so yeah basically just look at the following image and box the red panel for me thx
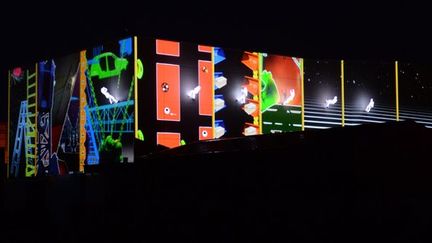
[198,45,212,53]
[156,63,180,121]
[198,60,213,116]
[199,126,213,140]
[157,132,181,148]
[156,39,180,57]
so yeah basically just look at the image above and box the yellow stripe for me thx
[258,53,263,134]
[395,61,399,121]
[301,58,305,131]
[211,47,216,138]
[341,60,345,127]
[134,36,139,138]
[35,63,38,175]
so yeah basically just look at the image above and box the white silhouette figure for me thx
[101,87,118,104]
[365,98,374,112]
[283,89,296,105]
[325,96,338,108]
[187,86,201,100]
[236,87,248,104]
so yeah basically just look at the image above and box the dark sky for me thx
[1,1,432,121]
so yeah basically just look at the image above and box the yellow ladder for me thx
[25,65,38,177]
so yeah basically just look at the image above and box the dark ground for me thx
[2,121,432,242]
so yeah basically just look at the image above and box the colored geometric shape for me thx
[198,45,212,53]
[156,39,180,57]
[244,76,259,96]
[119,38,133,57]
[244,123,259,136]
[198,60,213,116]
[213,47,226,64]
[156,63,180,121]
[214,95,226,113]
[243,99,259,117]
[241,52,259,71]
[157,132,181,148]
[215,76,227,89]
[199,126,213,140]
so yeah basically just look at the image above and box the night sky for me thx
[2,2,432,121]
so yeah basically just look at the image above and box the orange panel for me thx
[244,76,259,96]
[157,63,180,121]
[198,45,212,53]
[156,39,180,57]
[198,60,213,116]
[241,52,259,71]
[157,132,181,148]
[199,126,213,140]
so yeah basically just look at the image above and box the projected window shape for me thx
[198,60,213,116]
[156,63,180,121]
[344,60,396,126]
[398,61,432,128]
[303,59,342,129]
[156,39,180,57]
[199,126,213,140]
[157,132,181,148]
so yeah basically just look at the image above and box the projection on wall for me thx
[83,37,135,165]
[136,38,213,152]
[213,48,261,138]
[303,59,342,129]
[344,61,396,126]
[261,54,303,133]
[398,61,432,128]
[8,65,36,177]
[37,54,81,176]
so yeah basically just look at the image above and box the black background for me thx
[2,1,432,121]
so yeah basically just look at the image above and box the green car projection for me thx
[89,52,128,79]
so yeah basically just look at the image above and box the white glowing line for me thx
[101,87,118,104]
[283,89,295,105]
[304,125,331,129]
[344,119,385,123]
[187,85,201,100]
[413,120,432,126]
[304,120,343,125]
[325,96,337,108]
[304,115,342,121]
[399,115,432,122]
[365,98,374,112]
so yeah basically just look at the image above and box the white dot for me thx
[164,107,170,114]
[202,130,208,137]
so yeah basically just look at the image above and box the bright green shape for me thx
[99,135,123,163]
[90,52,128,79]
[180,139,186,146]
[136,59,144,79]
[261,70,280,112]
[137,129,144,141]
